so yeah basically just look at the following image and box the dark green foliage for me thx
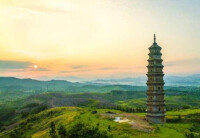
[49,122,58,138]
[185,132,196,138]
[58,125,67,138]
[30,104,48,114]
[99,105,145,113]
[170,113,200,137]
[108,125,111,131]
[0,108,16,122]
[0,122,4,132]
[23,103,40,108]
[66,121,111,138]
[186,113,200,136]
[178,115,182,120]
[21,112,29,118]
[167,117,182,123]
[9,128,25,138]
[0,107,16,132]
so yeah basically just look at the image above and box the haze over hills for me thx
[1,74,199,88]
[0,76,200,101]
[88,74,200,86]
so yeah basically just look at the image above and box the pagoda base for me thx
[146,115,165,124]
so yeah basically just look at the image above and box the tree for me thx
[58,125,67,138]
[49,122,58,138]
[67,121,110,138]
[108,125,111,132]
[178,115,182,120]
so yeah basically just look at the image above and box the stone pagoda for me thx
[146,34,165,124]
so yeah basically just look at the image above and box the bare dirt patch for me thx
[100,112,153,132]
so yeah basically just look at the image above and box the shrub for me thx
[49,122,58,138]
[66,120,111,138]
[58,125,67,138]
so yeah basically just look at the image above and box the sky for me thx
[0,0,200,80]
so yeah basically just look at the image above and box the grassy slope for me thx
[135,109,200,138]
[0,107,79,138]
[167,108,200,116]
[1,107,200,138]
[75,109,156,138]
[0,107,155,138]
[116,95,200,109]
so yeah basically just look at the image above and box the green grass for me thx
[166,108,200,116]
[116,98,146,108]
[133,108,200,118]
[1,107,200,138]
[0,107,155,138]
[156,125,185,138]
[116,95,200,110]
[131,109,200,138]
[76,108,157,138]
[0,107,80,138]
[133,112,145,117]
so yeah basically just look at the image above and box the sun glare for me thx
[33,65,38,69]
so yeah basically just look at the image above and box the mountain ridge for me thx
[1,74,200,86]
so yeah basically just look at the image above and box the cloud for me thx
[61,66,118,74]
[37,68,49,71]
[61,69,91,73]
[98,67,117,70]
[29,67,50,71]
[0,60,50,72]
[61,66,119,73]
[71,65,88,69]
[0,60,32,69]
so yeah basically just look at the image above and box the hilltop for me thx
[0,107,154,138]
[0,107,200,138]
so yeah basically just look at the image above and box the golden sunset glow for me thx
[33,65,38,69]
[0,0,200,80]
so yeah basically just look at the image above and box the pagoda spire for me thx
[154,34,156,44]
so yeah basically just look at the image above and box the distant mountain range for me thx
[0,74,199,93]
[0,77,140,93]
[89,74,200,86]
